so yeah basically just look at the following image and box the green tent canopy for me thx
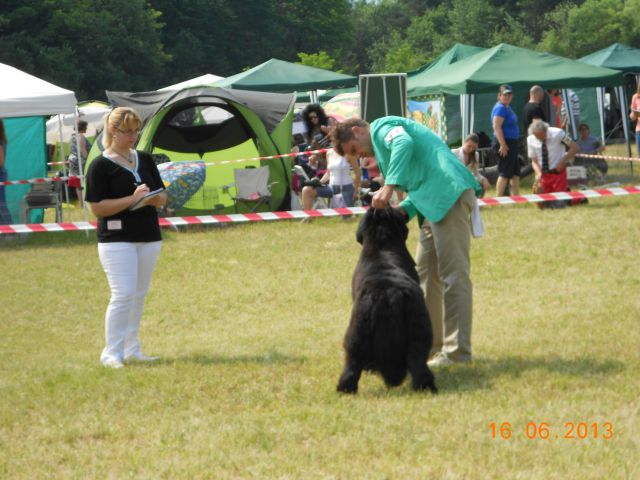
[577,43,640,154]
[87,87,295,214]
[579,43,640,74]
[408,43,624,98]
[214,58,357,93]
[408,44,489,144]
[408,43,486,77]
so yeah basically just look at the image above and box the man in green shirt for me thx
[332,116,481,367]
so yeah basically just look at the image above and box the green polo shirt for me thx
[370,116,481,223]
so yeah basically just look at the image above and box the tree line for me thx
[1,0,638,101]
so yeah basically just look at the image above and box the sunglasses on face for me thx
[117,128,140,137]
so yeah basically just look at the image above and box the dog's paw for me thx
[412,375,438,394]
[336,381,358,394]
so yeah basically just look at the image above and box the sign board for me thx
[359,74,407,123]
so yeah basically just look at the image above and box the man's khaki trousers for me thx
[415,189,475,362]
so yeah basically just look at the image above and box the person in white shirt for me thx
[301,148,361,209]
[451,133,490,195]
[527,120,578,207]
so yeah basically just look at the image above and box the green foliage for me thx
[297,51,338,71]
[0,0,639,100]
[540,0,640,58]
[0,0,168,99]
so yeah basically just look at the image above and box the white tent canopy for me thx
[46,104,111,143]
[158,73,224,91]
[0,63,77,117]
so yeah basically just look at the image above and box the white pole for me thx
[56,114,70,221]
[73,108,89,224]
[561,89,577,139]
[465,93,476,133]
[616,86,632,173]
[382,77,389,116]
[595,87,606,145]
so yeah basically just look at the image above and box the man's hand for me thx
[371,184,395,209]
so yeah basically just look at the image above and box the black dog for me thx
[337,207,437,394]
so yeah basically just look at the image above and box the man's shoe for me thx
[427,352,453,368]
[124,354,160,363]
[102,358,124,369]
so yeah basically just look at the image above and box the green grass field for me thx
[1,152,639,478]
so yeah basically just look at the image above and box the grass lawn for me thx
[1,150,639,478]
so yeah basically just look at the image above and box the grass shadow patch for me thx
[164,350,306,367]
[433,354,625,394]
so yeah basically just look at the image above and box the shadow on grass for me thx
[0,230,97,249]
[433,354,625,395]
[157,350,306,367]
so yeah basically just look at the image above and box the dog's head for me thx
[356,206,409,246]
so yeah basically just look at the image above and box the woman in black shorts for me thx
[491,84,520,196]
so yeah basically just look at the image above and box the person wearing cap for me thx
[491,84,520,197]
[330,116,483,367]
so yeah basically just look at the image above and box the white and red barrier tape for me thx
[2,185,640,235]
[1,176,71,186]
[575,153,639,162]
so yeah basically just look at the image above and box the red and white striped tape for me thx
[575,153,639,162]
[0,176,71,186]
[157,148,330,170]
[2,185,640,235]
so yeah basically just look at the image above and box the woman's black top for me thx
[85,150,164,243]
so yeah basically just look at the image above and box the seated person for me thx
[575,123,607,174]
[302,104,330,146]
[301,148,361,209]
[527,120,579,208]
[451,133,491,195]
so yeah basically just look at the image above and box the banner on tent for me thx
[408,96,447,142]
[2,185,640,235]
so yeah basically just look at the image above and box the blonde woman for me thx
[85,107,167,368]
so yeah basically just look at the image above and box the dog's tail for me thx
[371,294,408,387]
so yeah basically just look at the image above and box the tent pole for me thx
[616,86,632,174]
[561,89,577,139]
[56,114,71,221]
[596,87,606,146]
[460,94,469,140]
[382,77,389,116]
[73,109,90,228]
[469,94,475,135]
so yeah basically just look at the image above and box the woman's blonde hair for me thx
[102,107,143,148]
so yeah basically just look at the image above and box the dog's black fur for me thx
[337,207,437,394]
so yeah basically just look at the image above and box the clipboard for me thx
[129,188,164,211]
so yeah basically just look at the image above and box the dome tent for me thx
[87,87,295,214]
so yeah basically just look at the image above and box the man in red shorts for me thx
[527,119,578,208]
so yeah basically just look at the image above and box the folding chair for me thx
[19,181,63,223]
[292,164,330,209]
[223,166,276,213]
